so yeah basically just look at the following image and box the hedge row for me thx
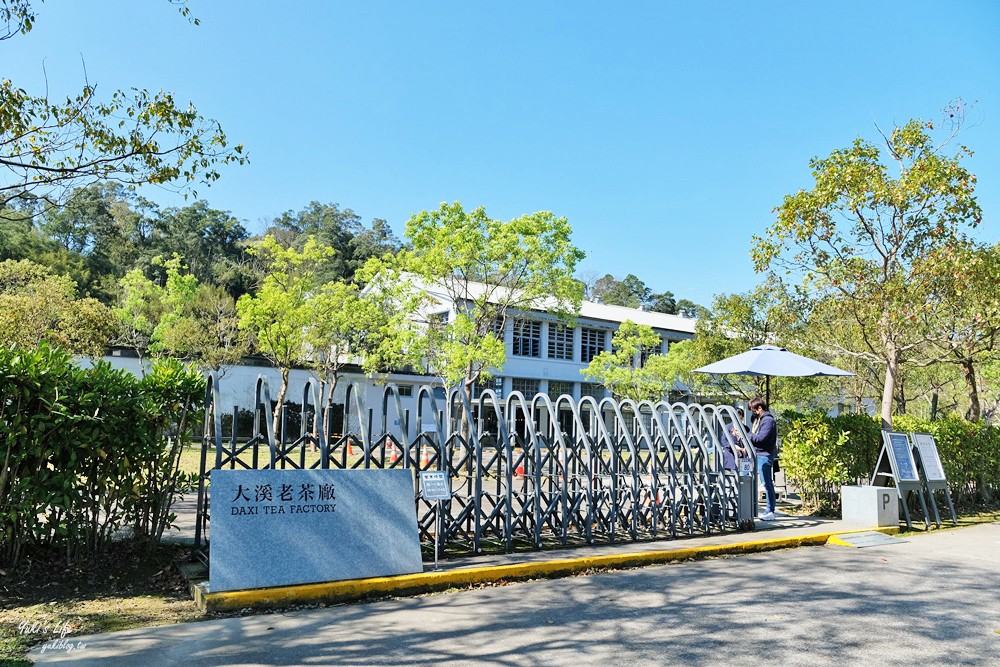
[779,411,1000,509]
[0,344,204,566]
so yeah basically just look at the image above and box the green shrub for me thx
[779,411,882,509]
[0,343,204,566]
[779,410,999,511]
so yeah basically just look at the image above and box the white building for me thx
[92,283,696,439]
[414,277,696,402]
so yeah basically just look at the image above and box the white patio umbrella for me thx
[693,345,853,405]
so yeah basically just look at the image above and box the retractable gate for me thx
[194,374,757,557]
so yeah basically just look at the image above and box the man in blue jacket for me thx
[748,396,778,521]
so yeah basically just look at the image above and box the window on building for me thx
[395,384,413,397]
[490,318,504,340]
[639,338,662,367]
[512,319,541,357]
[580,327,606,363]
[471,377,504,399]
[580,382,606,400]
[428,311,449,329]
[547,380,573,400]
[510,378,540,397]
[547,324,574,360]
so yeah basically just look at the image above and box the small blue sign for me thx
[887,433,917,481]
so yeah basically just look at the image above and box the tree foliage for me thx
[581,321,673,402]
[0,258,111,355]
[150,256,248,371]
[919,241,1000,420]
[265,201,403,283]
[587,271,685,314]
[306,260,423,401]
[753,106,982,427]
[0,1,245,215]
[399,202,585,389]
[237,236,331,432]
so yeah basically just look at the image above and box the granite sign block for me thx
[210,469,423,592]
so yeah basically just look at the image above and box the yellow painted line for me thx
[200,525,900,611]
[826,526,901,547]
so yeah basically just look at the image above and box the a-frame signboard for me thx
[872,431,930,530]
[909,432,958,527]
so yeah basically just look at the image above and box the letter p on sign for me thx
[882,492,891,510]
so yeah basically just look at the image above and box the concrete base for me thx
[841,485,899,527]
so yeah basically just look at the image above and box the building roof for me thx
[578,299,696,334]
[411,274,696,336]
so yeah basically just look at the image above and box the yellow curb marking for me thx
[201,526,899,611]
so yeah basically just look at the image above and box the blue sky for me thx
[6,1,1000,306]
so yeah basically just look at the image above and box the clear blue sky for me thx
[7,1,1000,306]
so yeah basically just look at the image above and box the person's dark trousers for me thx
[757,452,776,514]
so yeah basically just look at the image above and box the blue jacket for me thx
[750,411,778,456]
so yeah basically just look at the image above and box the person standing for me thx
[748,396,778,521]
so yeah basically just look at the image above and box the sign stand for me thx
[872,431,930,530]
[909,432,958,527]
[419,470,452,570]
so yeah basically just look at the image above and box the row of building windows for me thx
[435,314,668,364]
[511,320,614,363]
[464,379,607,400]
[388,380,608,402]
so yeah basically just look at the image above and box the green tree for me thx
[40,182,152,298]
[581,321,673,402]
[150,201,251,297]
[920,241,1000,420]
[398,202,585,393]
[0,206,51,261]
[589,273,650,308]
[647,291,677,314]
[265,201,403,283]
[111,268,164,371]
[1,1,245,216]
[237,236,333,434]
[307,262,422,410]
[150,256,249,371]
[753,107,982,428]
[0,258,111,355]
[675,299,699,318]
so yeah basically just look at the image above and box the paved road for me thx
[32,523,1000,666]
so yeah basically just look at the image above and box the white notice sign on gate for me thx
[420,471,451,500]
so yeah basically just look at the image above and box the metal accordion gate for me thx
[194,373,758,559]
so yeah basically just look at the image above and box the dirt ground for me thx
[0,544,212,666]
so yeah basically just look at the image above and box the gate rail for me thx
[195,373,757,558]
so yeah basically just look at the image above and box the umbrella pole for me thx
[765,375,771,406]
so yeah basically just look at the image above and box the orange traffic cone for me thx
[346,440,354,456]
[420,444,431,468]
[514,449,525,478]
[389,440,399,464]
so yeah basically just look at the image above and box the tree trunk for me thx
[930,391,939,422]
[960,358,981,422]
[880,349,899,430]
[272,367,289,438]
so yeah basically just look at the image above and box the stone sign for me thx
[209,469,423,593]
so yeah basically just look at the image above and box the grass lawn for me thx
[177,445,332,477]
